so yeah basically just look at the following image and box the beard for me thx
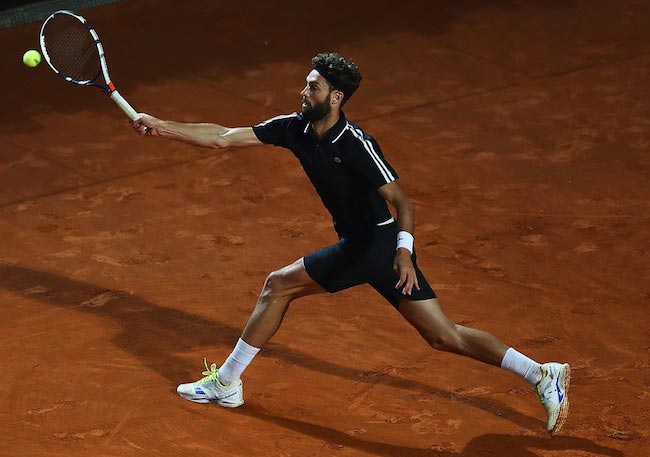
[301,92,332,122]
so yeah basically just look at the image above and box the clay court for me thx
[1,1,649,455]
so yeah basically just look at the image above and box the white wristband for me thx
[396,231,414,254]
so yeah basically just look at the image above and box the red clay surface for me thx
[1,1,649,456]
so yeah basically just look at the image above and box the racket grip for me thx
[110,90,139,120]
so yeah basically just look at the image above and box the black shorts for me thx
[303,222,436,308]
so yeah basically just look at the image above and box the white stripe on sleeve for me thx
[256,112,300,127]
[348,126,395,183]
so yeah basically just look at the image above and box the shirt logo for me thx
[333,156,342,163]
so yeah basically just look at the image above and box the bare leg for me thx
[399,298,508,366]
[241,258,325,347]
[177,259,322,404]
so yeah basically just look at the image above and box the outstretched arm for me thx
[131,113,261,149]
[378,180,420,296]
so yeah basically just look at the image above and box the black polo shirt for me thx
[252,112,398,237]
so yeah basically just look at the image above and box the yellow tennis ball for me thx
[23,49,41,68]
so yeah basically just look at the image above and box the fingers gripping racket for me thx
[39,10,139,120]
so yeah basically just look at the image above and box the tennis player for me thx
[132,52,570,434]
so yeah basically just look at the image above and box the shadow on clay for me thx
[235,404,623,457]
[2,262,547,433]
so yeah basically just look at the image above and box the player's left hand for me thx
[393,248,420,295]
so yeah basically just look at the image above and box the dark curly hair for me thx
[311,52,362,106]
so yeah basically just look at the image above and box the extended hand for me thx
[393,248,420,296]
[131,113,160,136]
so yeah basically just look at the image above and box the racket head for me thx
[39,10,110,91]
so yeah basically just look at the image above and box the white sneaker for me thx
[536,362,570,434]
[177,358,244,408]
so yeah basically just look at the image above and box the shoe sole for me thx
[550,363,570,435]
[177,392,244,408]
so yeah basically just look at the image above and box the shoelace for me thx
[197,357,219,385]
[533,366,549,403]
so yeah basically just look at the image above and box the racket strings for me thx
[42,15,101,82]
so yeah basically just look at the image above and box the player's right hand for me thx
[131,113,160,136]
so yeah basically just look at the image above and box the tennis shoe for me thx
[535,362,570,434]
[176,358,243,408]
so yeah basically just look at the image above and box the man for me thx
[132,52,570,434]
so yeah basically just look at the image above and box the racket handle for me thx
[110,90,139,120]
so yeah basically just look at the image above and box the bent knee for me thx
[261,270,282,297]
[261,268,296,302]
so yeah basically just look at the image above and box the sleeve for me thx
[345,128,399,189]
[252,113,300,148]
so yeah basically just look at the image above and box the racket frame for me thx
[39,10,139,120]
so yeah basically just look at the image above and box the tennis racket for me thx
[39,10,139,121]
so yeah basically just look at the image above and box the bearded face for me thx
[301,90,332,122]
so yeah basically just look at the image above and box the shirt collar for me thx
[303,111,348,144]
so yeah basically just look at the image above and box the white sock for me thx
[218,338,260,385]
[500,347,542,386]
